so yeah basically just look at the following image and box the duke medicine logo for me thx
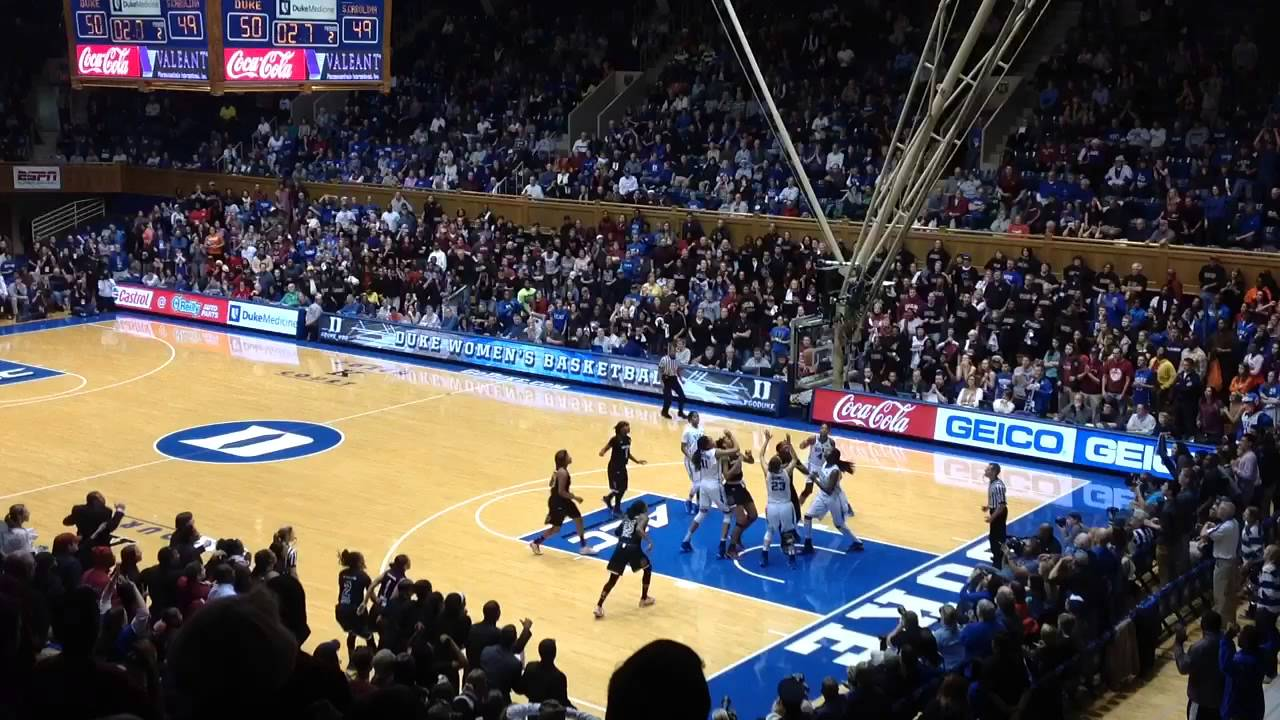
[155,420,343,464]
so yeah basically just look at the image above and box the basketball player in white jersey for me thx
[798,423,835,490]
[758,430,801,567]
[803,446,864,553]
[680,412,705,514]
[680,431,741,554]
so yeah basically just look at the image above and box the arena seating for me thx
[5,1,1280,717]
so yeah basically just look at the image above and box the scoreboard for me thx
[222,0,386,86]
[63,0,390,91]
[68,0,212,85]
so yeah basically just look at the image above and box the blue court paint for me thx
[154,420,344,464]
[0,359,64,386]
[705,478,1124,714]
[520,493,936,615]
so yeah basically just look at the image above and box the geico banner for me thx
[228,301,301,337]
[12,166,61,190]
[934,407,1076,464]
[1073,427,1212,478]
[318,314,787,416]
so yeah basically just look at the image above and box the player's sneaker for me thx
[579,544,598,556]
[726,545,741,560]
[848,541,865,553]
[802,538,815,554]
[639,596,655,608]
[593,605,604,619]
[680,540,693,553]
[529,541,542,555]
[760,550,769,567]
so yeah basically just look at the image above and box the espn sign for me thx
[810,388,936,441]
[12,166,61,190]
[223,49,308,82]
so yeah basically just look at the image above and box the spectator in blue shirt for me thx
[931,605,966,672]
[769,316,791,361]
[960,600,999,662]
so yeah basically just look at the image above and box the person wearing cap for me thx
[1238,394,1274,439]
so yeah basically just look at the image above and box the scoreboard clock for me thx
[63,0,390,92]
[67,0,212,87]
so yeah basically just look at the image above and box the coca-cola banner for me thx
[810,388,936,441]
[223,49,309,82]
[75,45,142,78]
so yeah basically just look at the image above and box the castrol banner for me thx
[810,388,936,441]
[223,49,308,82]
[75,45,142,78]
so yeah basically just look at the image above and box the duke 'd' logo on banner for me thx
[154,420,343,464]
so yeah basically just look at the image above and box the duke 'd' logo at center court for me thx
[154,420,343,464]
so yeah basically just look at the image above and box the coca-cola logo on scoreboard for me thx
[223,49,308,82]
[76,45,141,78]
[811,388,937,441]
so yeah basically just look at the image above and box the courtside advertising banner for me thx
[319,314,788,416]
[811,387,1211,477]
[113,284,301,337]
[227,301,302,337]
[12,166,61,190]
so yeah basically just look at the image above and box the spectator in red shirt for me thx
[944,192,969,227]
[1102,346,1135,414]
[1072,347,1104,411]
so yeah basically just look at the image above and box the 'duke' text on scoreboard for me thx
[69,0,212,82]
[222,0,385,84]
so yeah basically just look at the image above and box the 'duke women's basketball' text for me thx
[593,499,657,619]
[599,421,647,517]
[529,449,598,556]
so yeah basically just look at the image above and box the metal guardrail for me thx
[30,197,105,246]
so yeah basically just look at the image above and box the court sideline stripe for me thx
[702,481,1083,682]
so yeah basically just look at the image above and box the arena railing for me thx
[3,163,1278,291]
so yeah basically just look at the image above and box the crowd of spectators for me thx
[52,0,934,221]
[5,172,1279,446]
[0,491,720,720]
[930,0,1280,252]
[0,2,62,161]
[848,240,1280,443]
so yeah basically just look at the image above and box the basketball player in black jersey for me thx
[336,549,373,659]
[718,435,756,559]
[594,499,656,619]
[599,421,647,517]
[365,553,410,644]
[530,449,598,556]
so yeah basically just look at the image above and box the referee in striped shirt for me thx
[658,345,687,419]
[982,463,1008,569]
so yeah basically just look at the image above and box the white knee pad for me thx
[694,509,709,524]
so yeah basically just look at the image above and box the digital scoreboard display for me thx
[222,0,386,85]
[68,0,211,84]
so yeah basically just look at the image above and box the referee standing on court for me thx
[659,345,688,419]
[982,463,1008,569]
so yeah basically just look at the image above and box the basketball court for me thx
[0,314,1131,712]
